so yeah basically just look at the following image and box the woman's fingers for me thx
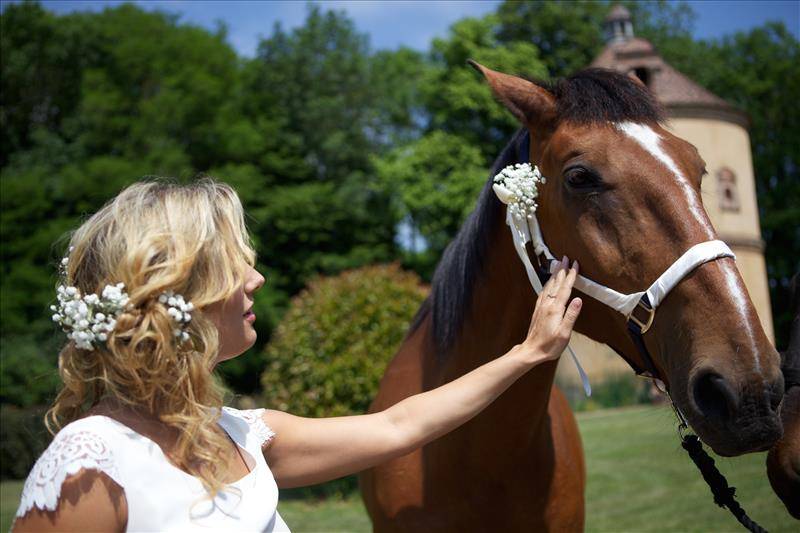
[561,297,583,333]
[539,268,559,302]
[555,260,579,309]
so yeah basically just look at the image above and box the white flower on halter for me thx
[492,163,546,221]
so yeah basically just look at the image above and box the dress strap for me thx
[16,421,123,518]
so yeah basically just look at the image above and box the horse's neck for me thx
[423,221,558,429]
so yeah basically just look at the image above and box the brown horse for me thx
[360,64,784,531]
[768,274,800,519]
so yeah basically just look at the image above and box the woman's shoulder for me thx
[15,416,125,519]
[220,406,276,449]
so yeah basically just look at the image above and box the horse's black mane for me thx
[411,68,664,357]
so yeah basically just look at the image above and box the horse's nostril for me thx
[692,372,738,424]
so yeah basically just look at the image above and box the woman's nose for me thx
[248,269,266,292]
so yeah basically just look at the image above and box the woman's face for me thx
[205,265,265,364]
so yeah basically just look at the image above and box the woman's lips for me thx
[244,311,256,323]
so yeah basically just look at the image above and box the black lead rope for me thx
[679,432,768,533]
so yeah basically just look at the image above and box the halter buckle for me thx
[627,298,656,334]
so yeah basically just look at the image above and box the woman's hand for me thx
[512,257,582,367]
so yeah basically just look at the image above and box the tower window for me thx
[717,167,740,212]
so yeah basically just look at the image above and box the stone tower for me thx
[558,5,774,392]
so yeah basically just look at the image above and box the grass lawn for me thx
[2,405,795,532]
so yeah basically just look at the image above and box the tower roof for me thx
[593,5,748,128]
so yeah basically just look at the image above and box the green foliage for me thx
[496,0,608,78]
[425,15,547,159]
[375,131,486,258]
[261,265,427,418]
[0,405,50,480]
[376,13,548,272]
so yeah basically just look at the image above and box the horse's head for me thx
[472,62,783,456]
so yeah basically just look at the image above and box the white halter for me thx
[494,175,735,395]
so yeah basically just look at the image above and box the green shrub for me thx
[260,264,427,418]
[0,405,50,480]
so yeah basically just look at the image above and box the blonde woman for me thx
[13,178,582,532]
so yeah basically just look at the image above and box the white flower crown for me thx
[52,248,193,350]
[491,163,546,221]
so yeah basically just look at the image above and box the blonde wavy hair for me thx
[47,177,256,497]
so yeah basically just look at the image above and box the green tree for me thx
[375,131,486,260]
[495,0,695,79]
[425,15,547,159]
[374,14,548,274]
[0,2,86,164]
[239,5,416,298]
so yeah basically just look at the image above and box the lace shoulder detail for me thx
[16,422,122,518]
[221,406,276,447]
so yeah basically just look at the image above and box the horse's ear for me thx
[467,60,556,131]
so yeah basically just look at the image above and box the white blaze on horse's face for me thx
[614,121,763,376]
[615,121,713,239]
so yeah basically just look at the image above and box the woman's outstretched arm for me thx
[263,260,582,488]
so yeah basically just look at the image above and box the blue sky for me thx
[25,0,800,57]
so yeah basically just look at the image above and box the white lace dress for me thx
[15,407,290,532]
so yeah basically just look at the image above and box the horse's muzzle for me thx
[684,367,784,456]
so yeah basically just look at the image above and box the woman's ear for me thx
[467,60,557,133]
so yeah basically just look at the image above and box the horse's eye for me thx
[564,166,602,191]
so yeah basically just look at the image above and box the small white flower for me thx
[159,290,192,339]
[492,163,546,221]
[51,281,130,350]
